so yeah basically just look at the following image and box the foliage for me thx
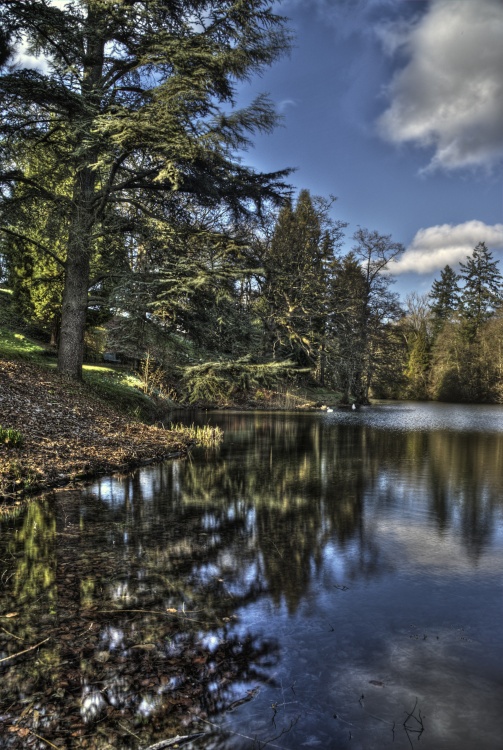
[326,253,367,400]
[0,0,293,379]
[331,228,404,403]
[399,293,432,399]
[259,190,345,373]
[458,242,503,339]
[390,242,503,403]
[2,143,69,345]
[107,205,263,370]
[428,317,471,401]
[182,358,298,404]
[429,265,460,333]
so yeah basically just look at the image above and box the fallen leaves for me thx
[0,359,189,501]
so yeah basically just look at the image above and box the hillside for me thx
[0,356,189,503]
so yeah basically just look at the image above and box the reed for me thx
[168,423,223,448]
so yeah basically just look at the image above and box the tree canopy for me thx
[0,0,293,378]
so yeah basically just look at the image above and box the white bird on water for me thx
[352,403,356,411]
[327,407,333,413]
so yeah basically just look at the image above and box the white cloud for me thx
[12,1,70,72]
[390,221,503,274]
[377,0,503,171]
[13,39,50,73]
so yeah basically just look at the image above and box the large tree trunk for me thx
[57,16,104,380]
[57,164,97,379]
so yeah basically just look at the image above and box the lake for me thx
[1,403,503,749]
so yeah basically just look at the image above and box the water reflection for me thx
[1,404,503,749]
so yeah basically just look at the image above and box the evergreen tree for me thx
[458,242,503,339]
[107,200,261,370]
[0,0,292,379]
[260,190,344,375]
[428,265,460,333]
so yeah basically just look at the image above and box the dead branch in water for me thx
[403,698,425,748]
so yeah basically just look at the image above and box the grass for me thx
[166,423,224,448]
[0,327,48,362]
[82,365,165,421]
[0,426,24,448]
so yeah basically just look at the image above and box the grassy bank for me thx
[0,305,204,502]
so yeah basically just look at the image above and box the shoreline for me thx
[0,356,337,507]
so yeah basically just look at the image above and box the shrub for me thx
[181,358,298,405]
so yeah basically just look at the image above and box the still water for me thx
[1,403,503,749]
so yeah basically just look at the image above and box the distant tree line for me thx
[398,242,503,403]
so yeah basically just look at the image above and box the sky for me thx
[235,0,503,300]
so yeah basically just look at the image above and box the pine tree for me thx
[0,0,292,379]
[458,242,502,339]
[260,190,344,374]
[428,265,460,333]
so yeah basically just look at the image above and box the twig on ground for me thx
[1,626,23,641]
[118,722,142,741]
[0,637,50,663]
[142,733,206,750]
[193,715,295,750]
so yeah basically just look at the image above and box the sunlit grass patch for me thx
[82,365,160,421]
[0,326,46,362]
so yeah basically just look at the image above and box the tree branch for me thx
[0,227,66,269]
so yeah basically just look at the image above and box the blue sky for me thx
[236,0,503,299]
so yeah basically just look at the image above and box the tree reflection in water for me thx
[1,407,503,749]
[0,488,279,749]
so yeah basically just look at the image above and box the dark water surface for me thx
[1,403,503,749]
